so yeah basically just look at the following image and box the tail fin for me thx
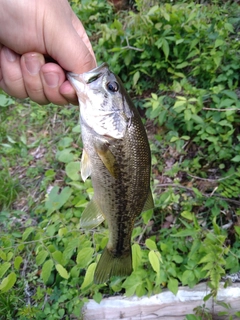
[94,248,132,284]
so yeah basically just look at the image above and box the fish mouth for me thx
[67,63,109,87]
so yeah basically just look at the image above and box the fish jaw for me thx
[67,63,109,105]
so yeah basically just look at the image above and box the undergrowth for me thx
[1,0,240,319]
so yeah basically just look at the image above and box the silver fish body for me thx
[67,64,153,283]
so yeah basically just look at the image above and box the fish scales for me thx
[67,64,153,283]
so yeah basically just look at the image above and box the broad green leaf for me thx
[0,272,16,292]
[0,251,7,261]
[145,239,157,251]
[56,264,69,279]
[231,155,240,162]
[41,259,54,284]
[6,252,13,262]
[52,251,63,264]
[76,247,94,268]
[181,269,195,285]
[22,227,35,241]
[81,263,97,290]
[167,277,178,295]
[56,148,75,163]
[14,256,23,271]
[171,229,197,237]
[45,186,72,216]
[0,94,14,107]
[148,250,160,273]
[93,292,102,304]
[132,243,142,271]
[0,262,11,278]
[198,253,215,264]
[176,61,189,69]
[172,255,183,264]
[58,137,73,148]
[162,38,169,60]
[181,211,193,221]
[66,161,81,181]
[133,71,140,87]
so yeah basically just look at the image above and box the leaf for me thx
[167,277,178,295]
[181,211,193,221]
[231,155,240,162]
[76,247,94,268]
[132,243,142,271]
[176,61,189,69]
[52,251,63,265]
[22,227,35,241]
[56,148,75,163]
[145,239,157,250]
[58,137,73,148]
[45,186,72,216]
[171,229,197,237]
[0,94,14,107]
[41,259,54,284]
[133,71,140,87]
[93,292,102,304]
[81,263,97,290]
[148,250,160,273]
[162,38,169,60]
[0,272,16,292]
[14,256,23,271]
[0,262,11,278]
[66,161,81,181]
[182,269,195,285]
[56,264,69,279]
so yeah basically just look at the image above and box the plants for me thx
[1,0,240,318]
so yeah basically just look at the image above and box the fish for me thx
[67,63,153,284]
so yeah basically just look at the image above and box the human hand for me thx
[0,0,96,105]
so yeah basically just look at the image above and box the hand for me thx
[0,0,96,105]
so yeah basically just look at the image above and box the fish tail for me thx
[94,248,132,284]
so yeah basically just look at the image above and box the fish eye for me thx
[107,81,119,92]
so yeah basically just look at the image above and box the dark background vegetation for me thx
[0,0,240,319]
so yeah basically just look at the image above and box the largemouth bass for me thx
[67,64,153,284]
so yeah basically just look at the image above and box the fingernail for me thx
[43,72,60,88]
[24,54,42,75]
[4,47,17,62]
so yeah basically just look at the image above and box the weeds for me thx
[1,0,240,319]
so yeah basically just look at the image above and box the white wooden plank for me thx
[83,282,240,320]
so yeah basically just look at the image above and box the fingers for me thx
[0,47,79,105]
[20,53,48,104]
[0,46,28,99]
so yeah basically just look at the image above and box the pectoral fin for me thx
[142,190,154,212]
[80,198,105,229]
[94,141,119,178]
[81,149,91,182]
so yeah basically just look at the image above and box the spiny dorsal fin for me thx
[80,198,105,229]
[81,149,91,182]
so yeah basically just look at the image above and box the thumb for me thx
[44,2,96,74]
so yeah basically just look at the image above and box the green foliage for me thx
[1,0,240,318]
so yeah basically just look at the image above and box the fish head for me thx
[67,63,133,139]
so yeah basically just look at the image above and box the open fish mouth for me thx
[67,63,109,86]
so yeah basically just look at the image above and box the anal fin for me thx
[142,189,154,212]
[80,198,105,229]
